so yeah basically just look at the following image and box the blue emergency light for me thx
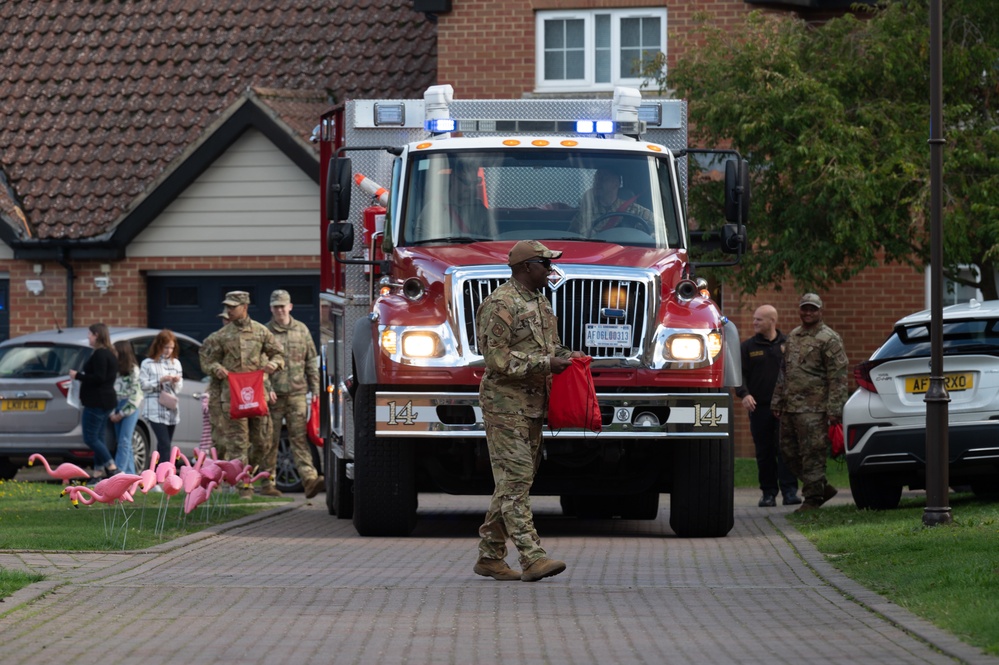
[425,118,457,133]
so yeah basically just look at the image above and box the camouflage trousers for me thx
[216,404,273,475]
[267,393,319,484]
[779,411,830,504]
[207,392,226,460]
[477,412,547,568]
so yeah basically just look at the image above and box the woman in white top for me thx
[139,329,183,463]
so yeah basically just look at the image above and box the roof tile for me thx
[0,0,437,240]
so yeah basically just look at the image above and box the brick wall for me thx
[436,0,765,98]
[7,255,320,337]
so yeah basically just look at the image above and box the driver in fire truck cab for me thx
[569,167,653,237]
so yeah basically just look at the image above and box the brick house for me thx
[0,2,436,342]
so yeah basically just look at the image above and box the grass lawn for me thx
[0,478,288,552]
[790,494,999,657]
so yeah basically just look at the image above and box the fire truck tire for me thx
[331,450,354,519]
[668,438,734,538]
[351,384,417,536]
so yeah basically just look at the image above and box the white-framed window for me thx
[925,264,983,308]
[535,8,667,93]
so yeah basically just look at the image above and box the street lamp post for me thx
[923,0,952,527]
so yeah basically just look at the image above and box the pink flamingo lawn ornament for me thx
[27,453,90,483]
[64,473,143,550]
[64,474,143,507]
[184,480,218,515]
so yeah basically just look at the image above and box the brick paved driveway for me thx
[0,490,995,665]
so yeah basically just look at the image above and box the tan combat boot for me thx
[521,557,567,582]
[473,558,522,581]
[303,475,324,499]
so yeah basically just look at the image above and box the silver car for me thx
[0,327,207,478]
[843,300,999,509]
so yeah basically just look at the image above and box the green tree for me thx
[652,2,999,298]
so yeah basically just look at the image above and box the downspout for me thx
[57,247,74,328]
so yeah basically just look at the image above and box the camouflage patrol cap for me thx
[508,240,562,266]
[799,293,823,309]
[222,291,250,306]
[269,289,292,306]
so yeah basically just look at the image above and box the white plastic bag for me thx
[66,379,82,410]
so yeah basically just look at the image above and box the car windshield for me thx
[871,319,999,360]
[0,344,91,378]
[399,149,682,249]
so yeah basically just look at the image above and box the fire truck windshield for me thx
[400,150,682,249]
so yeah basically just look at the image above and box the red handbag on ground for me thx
[548,356,601,432]
[228,370,269,419]
[307,395,323,447]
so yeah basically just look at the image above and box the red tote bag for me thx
[307,394,324,447]
[548,356,601,432]
[228,370,269,419]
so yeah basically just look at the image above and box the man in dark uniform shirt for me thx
[736,305,800,507]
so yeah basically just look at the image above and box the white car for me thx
[843,300,999,509]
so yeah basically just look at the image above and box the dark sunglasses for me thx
[524,258,553,270]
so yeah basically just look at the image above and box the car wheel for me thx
[275,427,304,493]
[849,472,903,510]
[0,457,18,480]
[970,478,999,499]
[132,425,151,473]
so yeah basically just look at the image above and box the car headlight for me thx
[666,335,704,361]
[401,331,443,358]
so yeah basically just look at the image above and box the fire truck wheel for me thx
[331,448,353,519]
[668,438,735,538]
[351,384,417,536]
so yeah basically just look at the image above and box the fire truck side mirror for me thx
[326,157,353,222]
[723,159,750,225]
[720,223,747,255]
[327,222,355,254]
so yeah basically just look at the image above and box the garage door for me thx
[147,273,320,345]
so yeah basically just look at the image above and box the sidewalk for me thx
[0,488,995,665]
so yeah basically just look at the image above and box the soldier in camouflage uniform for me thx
[199,291,284,500]
[473,240,584,583]
[772,293,849,512]
[264,290,323,499]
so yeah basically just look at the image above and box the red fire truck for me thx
[317,85,749,537]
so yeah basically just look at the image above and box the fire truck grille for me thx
[461,277,650,359]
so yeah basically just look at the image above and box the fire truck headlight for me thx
[401,332,443,358]
[665,335,703,361]
[707,332,723,359]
